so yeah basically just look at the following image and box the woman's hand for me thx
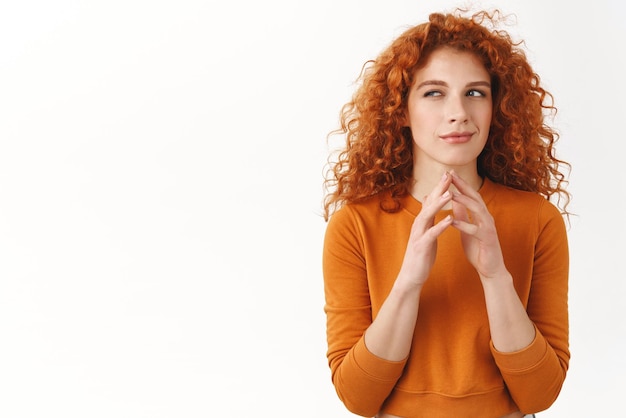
[397,172,454,288]
[449,171,536,354]
[449,171,508,280]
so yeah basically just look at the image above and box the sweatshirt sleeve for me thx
[322,207,407,417]
[491,200,570,413]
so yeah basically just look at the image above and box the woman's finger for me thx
[449,170,481,199]
[451,218,479,235]
[451,191,482,218]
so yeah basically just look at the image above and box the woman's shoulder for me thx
[329,193,385,222]
[328,190,409,225]
[485,179,564,222]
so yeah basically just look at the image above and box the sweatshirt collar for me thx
[400,177,497,217]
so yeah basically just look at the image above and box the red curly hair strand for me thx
[323,9,571,221]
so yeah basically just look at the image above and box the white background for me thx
[0,0,624,416]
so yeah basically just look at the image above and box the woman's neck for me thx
[409,166,483,204]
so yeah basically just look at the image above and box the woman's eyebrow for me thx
[416,80,491,89]
[467,81,491,88]
[416,80,447,89]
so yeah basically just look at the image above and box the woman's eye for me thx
[424,90,442,97]
[467,89,485,97]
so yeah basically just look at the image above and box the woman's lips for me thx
[440,133,473,143]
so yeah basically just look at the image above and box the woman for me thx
[322,8,571,418]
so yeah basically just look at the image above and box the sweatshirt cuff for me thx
[352,337,407,381]
[490,326,549,373]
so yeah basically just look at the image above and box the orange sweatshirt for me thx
[322,178,569,418]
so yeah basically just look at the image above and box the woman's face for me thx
[405,47,492,170]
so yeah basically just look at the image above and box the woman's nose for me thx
[446,96,469,124]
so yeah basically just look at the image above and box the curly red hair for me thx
[323,9,571,221]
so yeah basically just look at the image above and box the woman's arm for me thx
[450,171,569,412]
[450,172,536,351]
[323,172,455,416]
[365,173,454,360]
